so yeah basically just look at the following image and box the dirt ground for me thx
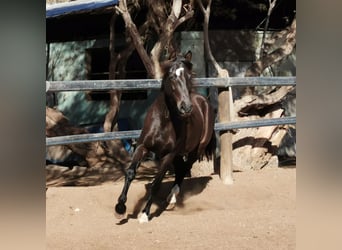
[46,162,296,250]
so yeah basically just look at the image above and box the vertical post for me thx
[46,43,50,80]
[218,87,234,185]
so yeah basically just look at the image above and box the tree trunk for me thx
[102,13,133,166]
[230,87,295,170]
[228,17,297,170]
[103,14,121,133]
[195,0,234,184]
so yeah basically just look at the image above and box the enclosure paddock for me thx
[46,76,296,184]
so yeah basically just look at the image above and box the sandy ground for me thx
[46,162,296,250]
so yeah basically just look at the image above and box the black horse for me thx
[114,51,216,223]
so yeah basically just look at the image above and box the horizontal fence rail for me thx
[46,76,296,147]
[46,130,142,146]
[46,76,296,92]
[46,117,296,146]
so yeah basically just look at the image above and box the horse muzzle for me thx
[179,101,193,116]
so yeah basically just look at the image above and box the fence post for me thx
[218,86,234,185]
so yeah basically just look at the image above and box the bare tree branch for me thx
[116,0,155,78]
[172,0,182,18]
[246,17,296,77]
[149,0,194,78]
[117,0,194,79]
[174,9,195,29]
[260,0,277,58]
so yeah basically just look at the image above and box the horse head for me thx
[162,51,194,117]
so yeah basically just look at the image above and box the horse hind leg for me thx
[114,144,148,219]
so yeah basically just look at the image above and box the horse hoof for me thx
[138,212,149,223]
[167,193,177,204]
[114,211,126,220]
[114,203,126,219]
[166,202,176,210]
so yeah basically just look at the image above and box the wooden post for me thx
[218,87,234,185]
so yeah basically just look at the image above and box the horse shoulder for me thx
[190,93,209,107]
[139,95,176,153]
[189,93,215,144]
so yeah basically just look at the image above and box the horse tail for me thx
[204,130,216,161]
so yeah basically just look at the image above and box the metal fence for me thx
[46,76,296,147]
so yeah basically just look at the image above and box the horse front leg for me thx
[138,153,175,223]
[167,154,194,209]
[114,144,148,219]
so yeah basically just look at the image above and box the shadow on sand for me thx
[117,175,213,224]
[46,160,165,187]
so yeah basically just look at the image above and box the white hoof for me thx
[166,185,180,209]
[166,202,176,210]
[138,212,149,223]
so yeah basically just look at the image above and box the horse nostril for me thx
[187,104,193,113]
[180,101,192,114]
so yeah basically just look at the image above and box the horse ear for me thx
[184,51,192,62]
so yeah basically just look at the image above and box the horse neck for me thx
[162,91,192,140]
[162,91,179,119]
